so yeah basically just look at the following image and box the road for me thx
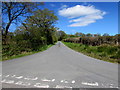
[1,42,119,88]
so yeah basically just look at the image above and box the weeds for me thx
[2,44,53,61]
[63,42,119,64]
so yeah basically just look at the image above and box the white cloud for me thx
[59,4,68,10]
[61,5,68,8]
[58,5,106,27]
[69,19,96,27]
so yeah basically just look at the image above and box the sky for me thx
[9,2,118,35]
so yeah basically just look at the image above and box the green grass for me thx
[1,44,53,61]
[63,42,120,64]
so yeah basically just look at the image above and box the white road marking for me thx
[60,80,68,83]
[15,76,23,79]
[1,79,6,83]
[5,80,14,84]
[55,85,72,88]
[24,77,38,80]
[41,78,55,82]
[64,81,68,83]
[15,81,22,85]
[1,79,14,84]
[52,79,55,82]
[109,84,114,88]
[60,80,64,83]
[41,79,51,82]
[55,85,65,88]
[24,77,30,80]
[0,74,2,77]
[82,82,99,86]
[72,80,75,83]
[11,75,16,77]
[15,81,31,86]
[5,75,10,77]
[34,83,49,88]
[64,86,72,88]
[31,77,38,80]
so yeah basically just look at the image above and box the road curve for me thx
[1,41,118,88]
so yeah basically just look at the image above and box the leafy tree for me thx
[57,30,67,41]
[2,2,43,41]
[75,32,79,36]
[86,33,93,37]
[94,33,101,37]
[75,32,85,37]
[103,33,110,36]
[2,7,59,59]
[23,9,58,45]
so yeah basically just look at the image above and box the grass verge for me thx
[63,42,120,64]
[1,44,53,61]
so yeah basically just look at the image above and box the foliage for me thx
[63,42,120,64]
[2,8,59,60]
[2,2,43,38]
[63,33,120,63]
[2,44,52,61]
[57,30,67,41]
[64,34,119,46]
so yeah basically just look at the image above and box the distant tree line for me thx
[64,32,120,46]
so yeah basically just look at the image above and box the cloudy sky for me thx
[9,2,118,35]
[43,2,118,35]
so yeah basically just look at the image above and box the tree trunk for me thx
[4,21,12,44]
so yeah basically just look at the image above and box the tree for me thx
[86,33,93,37]
[75,32,79,36]
[2,2,43,39]
[75,32,85,37]
[79,33,85,37]
[94,33,101,37]
[103,33,110,36]
[57,31,67,40]
[23,9,58,44]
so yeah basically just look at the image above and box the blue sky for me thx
[9,2,118,35]
[43,2,118,35]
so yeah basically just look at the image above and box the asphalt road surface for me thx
[1,42,119,88]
